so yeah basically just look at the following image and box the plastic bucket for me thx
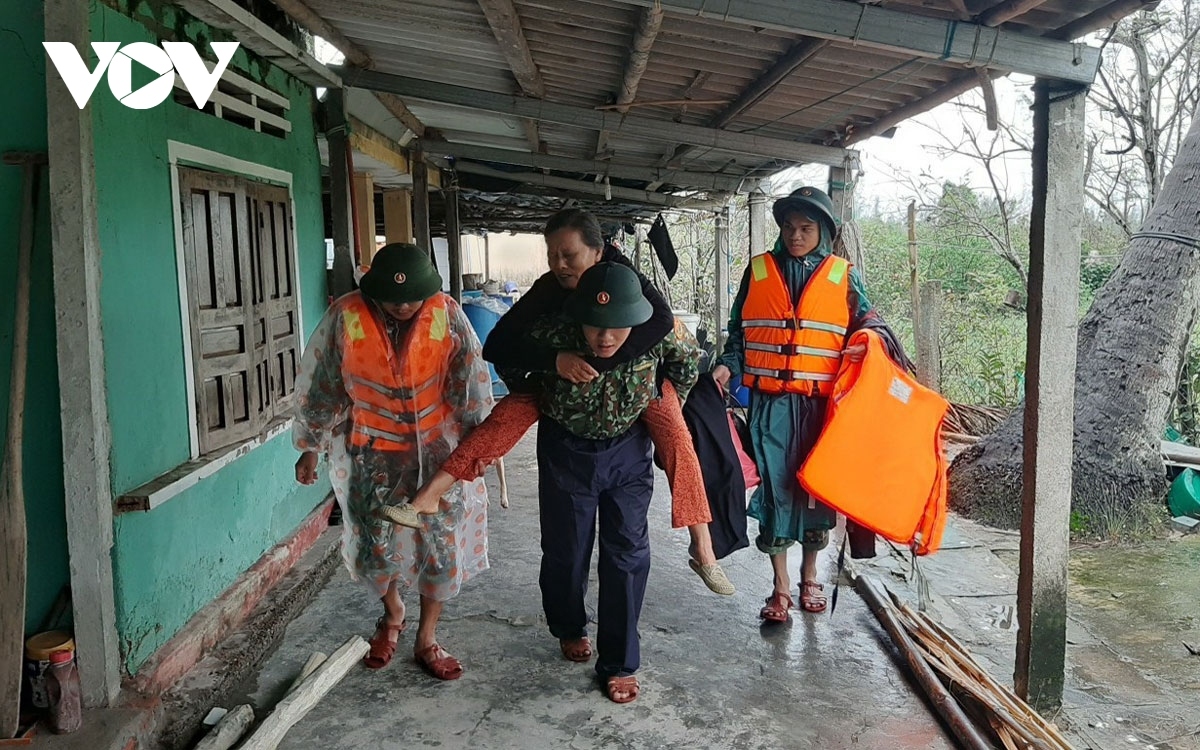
[462,302,503,386]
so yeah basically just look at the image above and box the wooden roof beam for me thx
[711,37,828,128]
[978,0,1051,28]
[175,0,339,87]
[343,68,858,168]
[617,0,1101,84]
[1048,0,1160,41]
[419,139,745,192]
[374,92,425,138]
[452,161,718,208]
[596,6,664,161]
[266,0,371,67]
[476,0,546,98]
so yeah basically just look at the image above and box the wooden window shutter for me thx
[252,183,301,411]
[179,168,261,454]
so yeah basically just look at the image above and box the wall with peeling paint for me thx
[87,2,330,672]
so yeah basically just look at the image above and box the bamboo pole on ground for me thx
[856,576,994,750]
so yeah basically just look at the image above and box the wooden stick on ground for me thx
[855,575,995,750]
[283,652,327,697]
[238,637,368,750]
[193,704,255,750]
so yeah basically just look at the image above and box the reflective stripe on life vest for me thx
[740,253,851,396]
[339,292,456,451]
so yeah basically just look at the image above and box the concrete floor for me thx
[243,426,956,750]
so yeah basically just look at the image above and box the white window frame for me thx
[167,141,305,460]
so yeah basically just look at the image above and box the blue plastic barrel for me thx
[461,300,508,395]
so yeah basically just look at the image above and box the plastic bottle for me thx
[46,650,82,734]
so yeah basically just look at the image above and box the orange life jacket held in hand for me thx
[339,293,455,451]
[740,253,851,397]
[798,328,950,555]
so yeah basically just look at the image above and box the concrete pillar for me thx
[748,185,768,256]
[1015,80,1086,712]
[411,154,432,254]
[383,189,413,244]
[351,172,376,263]
[44,0,121,707]
[444,173,462,302]
[326,89,355,297]
[916,280,942,390]
[715,204,731,353]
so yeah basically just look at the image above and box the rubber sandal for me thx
[379,502,421,529]
[800,581,828,613]
[559,637,593,663]
[759,591,793,623]
[688,559,735,596]
[604,674,640,704]
[363,617,407,670]
[415,643,463,681]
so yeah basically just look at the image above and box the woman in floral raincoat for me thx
[293,243,493,680]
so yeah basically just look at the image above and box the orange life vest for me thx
[339,293,455,452]
[798,328,950,555]
[740,253,851,397]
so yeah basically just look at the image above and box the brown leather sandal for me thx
[800,581,828,613]
[759,591,793,623]
[363,617,407,669]
[415,643,464,680]
[604,674,640,704]
[559,637,593,663]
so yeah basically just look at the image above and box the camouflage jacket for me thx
[503,316,701,440]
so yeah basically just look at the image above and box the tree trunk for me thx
[949,112,1200,536]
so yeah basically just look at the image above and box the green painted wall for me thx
[88,3,330,671]
[0,0,72,635]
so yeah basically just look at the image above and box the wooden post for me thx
[907,201,921,333]
[715,204,731,353]
[383,189,413,245]
[351,172,376,263]
[411,154,431,253]
[1015,80,1085,712]
[326,89,355,297]
[748,185,768,256]
[916,281,942,390]
[828,165,851,225]
[444,172,462,302]
[44,0,122,708]
[484,233,491,281]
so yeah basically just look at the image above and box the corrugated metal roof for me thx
[280,0,1148,216]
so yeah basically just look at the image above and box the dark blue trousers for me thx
[537,417,653,678]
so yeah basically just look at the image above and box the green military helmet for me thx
[358,243,443,304]
[565,262,653,329]
[772,186,838,240]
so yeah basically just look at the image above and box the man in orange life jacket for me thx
[712,187,908,621]
[293,243,494,679]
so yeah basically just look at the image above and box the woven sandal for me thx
[688,559,735,596]
[379,502,422,529]
[363,617,407,669]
